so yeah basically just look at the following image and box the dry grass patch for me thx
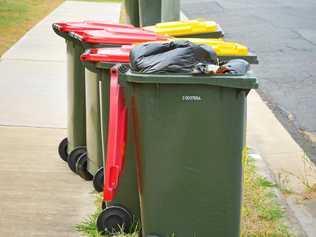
[0,0,63,56]
[241,154,293,236]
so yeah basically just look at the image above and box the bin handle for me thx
[52,23,61,31]
[104,66,128,202]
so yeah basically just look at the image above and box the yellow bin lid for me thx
[145,20,219,37]
[181,38,249,56]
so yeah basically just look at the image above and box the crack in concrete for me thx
[294,30,316,47]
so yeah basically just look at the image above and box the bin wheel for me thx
[58,138,68,162]
[68,147,86,173]
[96,205,132,234]
[76,153,93,181]
[93,167,104,192]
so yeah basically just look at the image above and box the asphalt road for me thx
[181,0,316,161]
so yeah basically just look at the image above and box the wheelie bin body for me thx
[52,22,136,162]
[138,0,180,26]
[121,0,140,26]
[70,29,167,178]
[80,39,257,185]
[80,40,258,234]
[161,0,180,23]
[52,23,168,178]
[144,20,224,38]
[69,29,167,180]
[120,71,258,237]
[80,46,131,192]
[80,48,140,234]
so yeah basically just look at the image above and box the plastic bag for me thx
[130,40,218,73]
[220,59,250,75]
[192,59,250,75]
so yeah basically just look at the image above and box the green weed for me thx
[241,154,293,236]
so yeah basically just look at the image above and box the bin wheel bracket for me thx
[58,137,68,162]
[67,147,86,173]
[76,152,93,181]
[93,167,104,192]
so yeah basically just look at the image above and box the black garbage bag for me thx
[130,40,218,73]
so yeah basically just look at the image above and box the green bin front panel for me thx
[161,0,180,23]
[107,105,141,224]
[138,0,180,27]
[122,0,140,26]
[97,68,141,223]
[78,44,118,176]
[66,41,86,152]
[85,69,103,175]
[83,65,141,223]
[124,74,255,236]
[99,69,110,171]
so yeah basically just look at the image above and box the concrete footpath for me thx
[0,1,121,236]
[0,1,121,128]
[247,91,316,236]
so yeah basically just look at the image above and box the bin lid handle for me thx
[104,66,128,202]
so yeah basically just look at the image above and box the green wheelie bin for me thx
[69,29,167,182]
[82,43,258,235]
[80,39,257,189]
[138,0,180,26]
[97,66,141,235]
[80,46,132,193]
[120,70,258,237]
[121,0,140,26]
[80,47,141,234]
[52,22,135,164]
[53,23,167,180]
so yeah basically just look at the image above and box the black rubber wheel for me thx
[76,153,93,181]
[93,167,104,192]
[96,205,132,234]
[67,147,86,173]
[58,138,68,162]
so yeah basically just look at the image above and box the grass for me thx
[0,0,122,56]
[75,0,122,2]
[77,151,293,237]
[241,152,292,236]
[0,0,64,55]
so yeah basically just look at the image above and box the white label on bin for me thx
[182,96,203,102]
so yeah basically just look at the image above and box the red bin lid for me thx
[53,21,134,33]
[71,27,169,45]
[80,45,132,63]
